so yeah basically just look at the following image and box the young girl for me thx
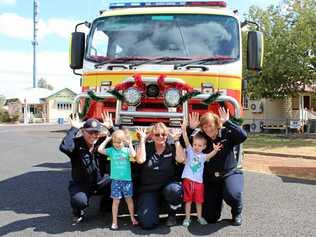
[98,129,138,230]
[181,120,222,227]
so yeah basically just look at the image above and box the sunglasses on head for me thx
[154,133,167,137]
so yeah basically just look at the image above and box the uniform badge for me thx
[91,121,97,128]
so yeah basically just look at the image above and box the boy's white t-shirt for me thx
[181,145,206,183]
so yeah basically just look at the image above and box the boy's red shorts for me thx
[182,178,204,204]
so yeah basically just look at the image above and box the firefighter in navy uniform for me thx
[59,112,114,223]
[135,123,185,229]
[182,108,247,226]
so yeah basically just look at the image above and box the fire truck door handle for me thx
[107,65,129,70]
[185,65,209,71]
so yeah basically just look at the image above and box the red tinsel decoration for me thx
[115,81,134,91]
[133,74,146,91]
[114,73,193,94]
[157,74,193,93]
[114,74,146,91]
[85,100,97,119]
[157,74,166,91]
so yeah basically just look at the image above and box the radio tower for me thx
[32,0,39,88]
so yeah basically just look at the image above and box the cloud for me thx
[0,0,16,5]
[0,13,33,40]
[0,51,81,97]
[0,13,79,40]
[46,18,79,39]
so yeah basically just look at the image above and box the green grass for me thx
[244,134,316,156]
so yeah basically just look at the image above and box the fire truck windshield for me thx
[86,14,239,63]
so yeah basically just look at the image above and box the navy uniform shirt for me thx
[59,127,113,190]
[138,142,178,192]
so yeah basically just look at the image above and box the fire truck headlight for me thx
[164,88,180,107]
[123,87,141,106]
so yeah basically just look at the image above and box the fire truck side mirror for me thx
[247,31,263,71]
[69,32,85,70]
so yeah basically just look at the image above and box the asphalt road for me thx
[0,124,315,237]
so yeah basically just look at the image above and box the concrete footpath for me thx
[243,152,316,181]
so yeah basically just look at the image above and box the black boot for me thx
[72,209,85,225]
[232,213,242,226]
[166,214,177,227]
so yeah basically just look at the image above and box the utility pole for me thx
[32,0,39,88]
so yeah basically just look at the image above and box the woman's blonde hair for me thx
[199,112,221,129]
[150,122,169,134]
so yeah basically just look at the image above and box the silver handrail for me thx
[73,92,241,119]
[73,91,243,166]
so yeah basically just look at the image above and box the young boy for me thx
[98,129,138,230]
[181,120,222,227]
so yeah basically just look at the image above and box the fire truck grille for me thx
[191,104,209,110]
[137,103,167,110]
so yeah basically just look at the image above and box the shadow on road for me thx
[273,173,316,185]
[268,166,316,183]
[0,161,181,235]
[187,219,231,235]
[0,160,232,235]
[0,161,113,235]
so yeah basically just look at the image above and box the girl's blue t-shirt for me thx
[105,147,131,181]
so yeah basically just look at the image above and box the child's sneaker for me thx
[197,217,208,225]
[182,218,191,227]
[110,223,119,231]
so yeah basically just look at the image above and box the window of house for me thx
[303,95,310,109]
[57,103,72,110]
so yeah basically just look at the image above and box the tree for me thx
[37,78,54,90]
[0,95,5,107]
[243,0,316,98]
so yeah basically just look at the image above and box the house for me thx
[242,90,316,133]
[41,88,77,123]
[5,88,77,123]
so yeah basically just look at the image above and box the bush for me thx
[0,109,11,122]
[0,109,20,123]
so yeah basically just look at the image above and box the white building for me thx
[5,88,77,123]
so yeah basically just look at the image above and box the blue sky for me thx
[0,0,279,97]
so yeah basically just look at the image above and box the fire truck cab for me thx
[69,0,263,164]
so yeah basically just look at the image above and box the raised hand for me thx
[213,142,223,152]
[189,112,200,129]
[218,107,229,124]
[101,111,113,129]
[69,113,83,129]
[136,127,147,140]
[169,128,182,141]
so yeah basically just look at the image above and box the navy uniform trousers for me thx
[203,171,243,223]
[136,182,183,229]
[68,181,111,216]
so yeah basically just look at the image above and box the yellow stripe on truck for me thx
[83,72,241,90]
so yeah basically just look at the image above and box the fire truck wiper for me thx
[129,56,192,68]
[94,56,150,68]
[174,56,236,69]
